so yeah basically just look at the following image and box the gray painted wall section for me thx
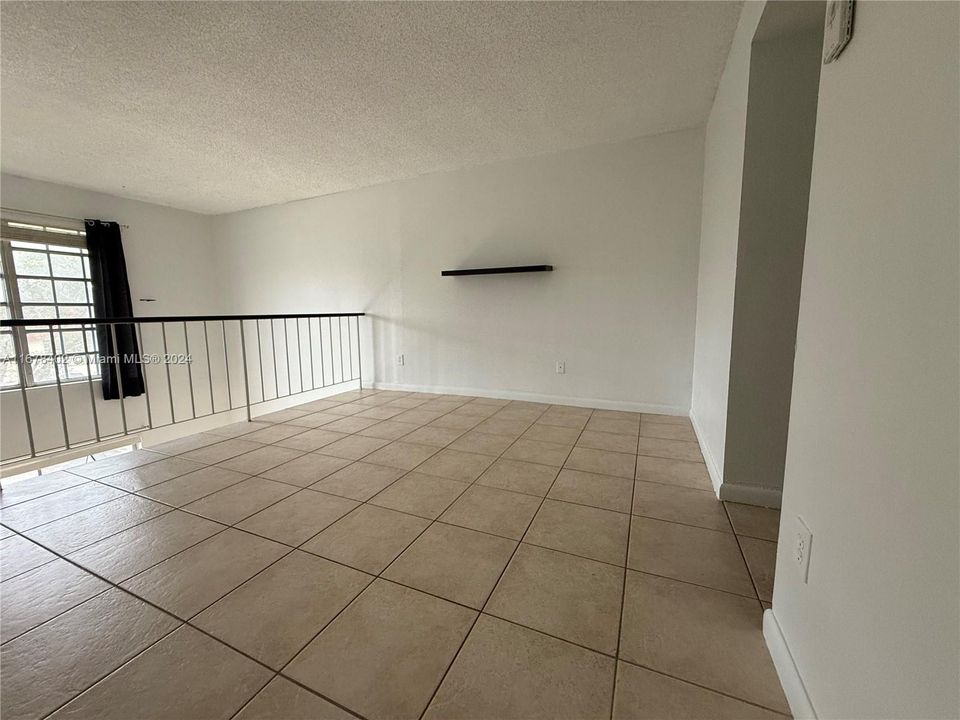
[721,3,824,500]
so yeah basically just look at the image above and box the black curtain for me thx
[86,220,144,400]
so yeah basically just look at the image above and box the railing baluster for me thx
[222,320,233,411]
[256,319,265,403]
[134,322,153,430]
[270,319,280,400]
[325,316,332,385]
[330,316,335,384]
[283,318,291,397]
[347,315,354,381]
[356,316,362,389]
[82,322,102,441]
[161,322,176,424]
[338,316,344,384]
[12,329,36,458]
[203,321,215,415]
[307,317,315,390]
[183,321,197,419]
[240,319,252,422]
[49,327,71,451]
[319,317,327,388]
[295,318,303,394]
[109,323,129,437]
[327,316,334,384]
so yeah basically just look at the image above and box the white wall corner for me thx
[690,409,724,497]
[763,608,817,719]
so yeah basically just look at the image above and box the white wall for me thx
[0,174,222,460]
[723,5,823,504]
[214,129,706,412]
[3,129,706,460]
[1,174,220,315]
[774,2,959,717]
[689,1,765,486]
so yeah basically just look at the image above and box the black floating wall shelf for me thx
[441,265,553,277]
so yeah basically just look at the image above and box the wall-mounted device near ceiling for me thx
[441,265,553,277]
[823,0,854,64]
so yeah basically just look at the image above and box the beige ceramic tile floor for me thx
[0,389,785,720]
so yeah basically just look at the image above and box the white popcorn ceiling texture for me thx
[1,1,741,215]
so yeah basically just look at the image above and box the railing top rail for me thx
[0,312,366,328]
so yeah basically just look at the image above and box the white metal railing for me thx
[0,312,365,470]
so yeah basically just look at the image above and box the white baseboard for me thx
[689,409,724,497]
[689,410,783,508]
[763,609,817,719]
[372,382,688,416]
[720,482,782,509]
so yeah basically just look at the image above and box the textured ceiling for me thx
[1,1,741,214]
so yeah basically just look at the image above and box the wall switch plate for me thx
[397,354,405,366]
[794,516,813,583]
[556,360,565,374]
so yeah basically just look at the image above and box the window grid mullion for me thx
[1,236,98,388]
[0,240,34,387]
[47,248,64,362]
[14,274,98,282]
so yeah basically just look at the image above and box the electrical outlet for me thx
[556,360,565,374]
[397,354,405,366]
[794,517,812,583]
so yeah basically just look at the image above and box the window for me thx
[0,218,99,388]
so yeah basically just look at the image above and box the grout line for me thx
[9,505,181,564]
[61,447,186,482]
[90,521,235,585]
[610,446,638,718]
[6,397,728,596]
[103,436,441,609]
[2,456,267,566]
[61,457,160,481]
[0,486,162,538]
[0,475,90,510]
[636,449,707,464]
[269,398,552,713]
[478,609,617,659]
[9,390,771,719]
[0,544,60,583]
[629,509,736,534]
[284,493,760,605]
[37,617,186,720]
[136,471,261,512]
[633,475,717,495]
[228,670,367,720]
[616,656,793,717]
[1,581,117,648]
[416,404,591,720]
[11,391,478,613]
[722,502,766,609]
[25,391,391,719]
[630,474,714,493]
[5,399,721,595]
[36,467,259,550]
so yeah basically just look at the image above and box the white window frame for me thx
[0,218,100,389]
